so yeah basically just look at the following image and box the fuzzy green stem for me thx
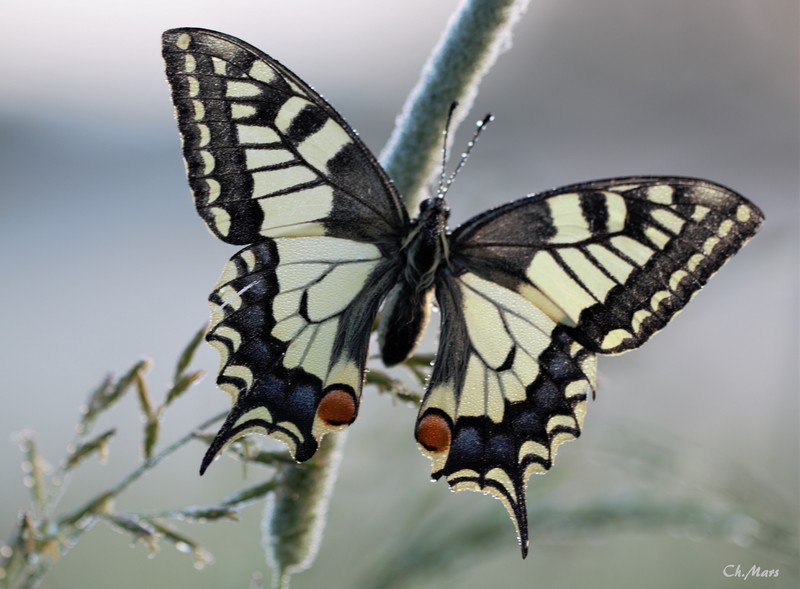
[264,433,346,589]
[380,0,531,211]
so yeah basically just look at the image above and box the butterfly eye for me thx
[415,412,452,453]
[317,387,358,426]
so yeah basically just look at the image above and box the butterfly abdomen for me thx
[378,282,435,366]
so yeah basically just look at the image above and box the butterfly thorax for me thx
[401,197,450,285]
[377,197,449,366]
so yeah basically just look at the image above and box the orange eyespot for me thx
[317,388,356,426]
[416,413,451,453]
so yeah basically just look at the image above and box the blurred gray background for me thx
[1,1,797,588]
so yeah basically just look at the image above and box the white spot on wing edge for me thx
[200,150,214,174]
[213,325,242,352]
[184,54,196,73]
[485,468,517,502]
[197,124,210,147]
[249,60,276,84]
[717,219,734,237]
[601,328,633,350]
[736,205,752,223]
[187,76,199,97]
[669,269,688,291]
[222,364,254,390]
[234,407,274,430]
[176,33,191,49]
[519,440,550,463]
[647,185,673,204]
[205,178,221,204]
[192,99,205,120]
[209,206,231,236]
[703,235,720,255]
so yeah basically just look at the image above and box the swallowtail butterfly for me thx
[162,28,763,557]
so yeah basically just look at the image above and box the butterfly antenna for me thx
[437,110,494,200]
[436,101,459,199]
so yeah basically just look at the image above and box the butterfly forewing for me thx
[450,177,763,354]
[162,29,408,246]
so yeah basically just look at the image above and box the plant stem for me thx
[380,0,531,211]
[58,410,228,527]
[0,411,228,589]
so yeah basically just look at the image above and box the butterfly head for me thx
[417,196,450,226]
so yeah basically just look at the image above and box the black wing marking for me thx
[416,272,596,557]
[162,28,408,246]
[450,177,763,354]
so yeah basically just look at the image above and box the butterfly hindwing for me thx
[162,28,408,246]
[201,236,399,469]
[450,177,763,354]
[417,272,596,557]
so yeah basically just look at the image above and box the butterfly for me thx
[161,28,763,557]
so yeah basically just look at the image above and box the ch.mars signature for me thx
[723,564,780,580]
